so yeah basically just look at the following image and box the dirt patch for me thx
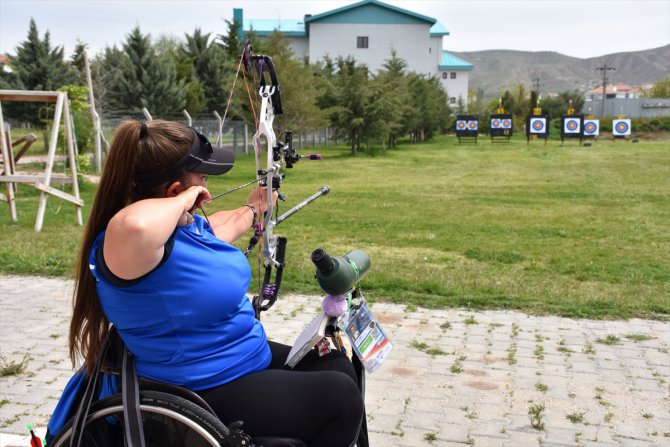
[464,369,488,377]
[375,312,403,326]
[464,380,498,390]
[482,355,506,364]
[391,366,416,376]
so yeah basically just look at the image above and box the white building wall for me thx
[429,37,442,66]
[308,23,433,75]
[286,37,309,59]
[439,72,470,107]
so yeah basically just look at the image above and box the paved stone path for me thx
[1,275,668,446]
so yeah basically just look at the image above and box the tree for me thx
[372,51,412,148]
[90,45,131,117]
[116,26,186,118]
[642,77,670,98]
[179,28,228,114]
[538,91,585,119]
[219,18,243,59]
[70,40,88,80]
[406,74,449,142]
[4,18,78,123]
[335,57,369,154]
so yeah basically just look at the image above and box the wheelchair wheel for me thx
[49,391,234,447]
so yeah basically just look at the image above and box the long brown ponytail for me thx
[69,120,192,371]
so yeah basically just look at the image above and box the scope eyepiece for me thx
[311,248,335,273]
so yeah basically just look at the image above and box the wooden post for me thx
[84,50,103,172]
[0,101,17,221]
[142,108,153,121]
[63,98,83,226]
[35,92,65,231]
[213,111,222,144]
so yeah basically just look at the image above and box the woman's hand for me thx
[245,186,278,216]
[177,186,211,226]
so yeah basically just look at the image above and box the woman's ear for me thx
[165,181,183,198]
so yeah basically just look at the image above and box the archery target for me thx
[564,118,581,134]
[501,118,512,129]
[456,120,467,130]
[468,120,478,131]
[583,119,599,136]
[613,119,631,136]
[490,118,501,129]
[530,117,546,134]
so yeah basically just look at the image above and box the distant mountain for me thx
[450,45,670,100]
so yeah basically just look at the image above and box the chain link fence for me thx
[101,113,336,154]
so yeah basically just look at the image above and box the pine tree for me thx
[219,18,243,59]
[5,18,77,123]
[335,57,369,154]
[180,28,228,113]
[116,26,186,118]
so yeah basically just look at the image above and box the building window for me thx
[357,36,369,49]
[450,72,457,79]
[450,97,456,104]
[442,72,448,79]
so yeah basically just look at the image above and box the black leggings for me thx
[196,341,364,447]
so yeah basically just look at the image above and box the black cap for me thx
[134,128,234,191]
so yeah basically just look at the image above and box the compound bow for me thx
[213,41,329,319]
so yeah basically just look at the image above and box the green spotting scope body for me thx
[311,248,371,295]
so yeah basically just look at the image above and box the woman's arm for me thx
[207,186,277,243]
[103,186,209,280]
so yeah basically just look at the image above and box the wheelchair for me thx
[49,325,368,447]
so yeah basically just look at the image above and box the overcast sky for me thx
[1,0,669,60]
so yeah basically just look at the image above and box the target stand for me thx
[456,115,478,144]
[526,115,550,145]
[560,114,584,146]
[612,117,632,142]
[490,114,512,144]
[582,117,599,144]
[0,90,83,231]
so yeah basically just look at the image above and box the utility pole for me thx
[532,76,541,93]
[596,64,615,117]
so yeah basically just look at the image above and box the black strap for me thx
[69,327,147,447]
[122,347,146,446]
[69,327,116,447]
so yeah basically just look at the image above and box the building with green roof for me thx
[236,0,473,106]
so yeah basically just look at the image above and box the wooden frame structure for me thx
[0,89,83,231]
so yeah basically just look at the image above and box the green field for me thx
[1,135,668,319]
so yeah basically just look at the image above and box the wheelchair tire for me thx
[49,390,235,447]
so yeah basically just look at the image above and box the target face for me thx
[501,119,512,129]
[613,119,631,136]
[468,120,478,131]
[456,120,466,130]
[491,119,501,129]
[530,118,546,134]
[583,119,599,136]
[564,118,581,134]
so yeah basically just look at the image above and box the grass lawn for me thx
[1,134,668,320]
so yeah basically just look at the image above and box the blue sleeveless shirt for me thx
[89,214,271,391]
